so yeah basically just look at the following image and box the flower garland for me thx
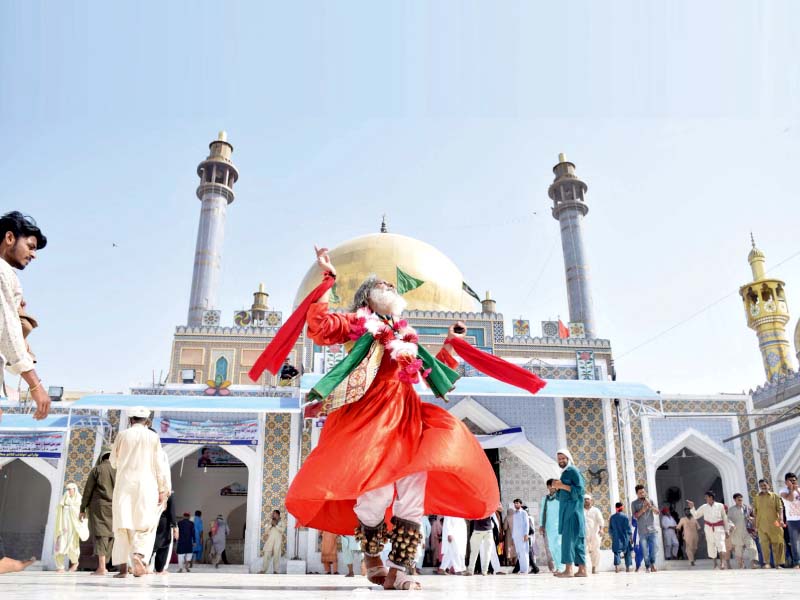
[349,307,430,384]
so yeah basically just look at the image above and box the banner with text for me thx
[152,417,259,446]
[0,431,66,458]
[474,426,527,449]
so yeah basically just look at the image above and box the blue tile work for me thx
[564,397,612,549]
[423,395,559,457]
[768,423,800,468]
[64,427,97,492]
[261,414,291,553]
[649,418,735,455]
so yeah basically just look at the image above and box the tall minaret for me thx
[548,153,596,338]
[187,131,239,326]
[739,235,794,381]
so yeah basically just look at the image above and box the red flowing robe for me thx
[285,303,500,534]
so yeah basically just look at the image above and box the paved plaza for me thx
[3,566,797,600]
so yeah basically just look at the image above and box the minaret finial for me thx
[750,231,756,249]
[380,214,388,233]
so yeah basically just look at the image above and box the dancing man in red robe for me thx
[250,246,544,590]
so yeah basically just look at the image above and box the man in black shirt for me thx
[177,513,196,572]
[279,358,299,385]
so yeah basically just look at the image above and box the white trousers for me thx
[663,529,679,558]
[177,553,193,569]
[262,535,282,574]
[354,472,426,527]
[586,534,601,571]
[341,535,362,568]
[440,543,466,573]
[513,535,530,573]
[112,527,157,566]
[468,530,496,574]
[704,526,727,559]
[55,548,80,570]
[354,472,426,572]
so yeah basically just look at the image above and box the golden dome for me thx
[795,318,800,363]
[293,232,480,312]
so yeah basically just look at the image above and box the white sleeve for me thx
[0,267,34,375]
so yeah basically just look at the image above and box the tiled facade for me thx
[563,397,612,548]
[63,427,97,492]
[260,414,292,553]
[498,447,547,511]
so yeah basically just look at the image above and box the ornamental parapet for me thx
[175,325,280,336]
[751,368,800,408]
[501,335,611,348]
[404,310,503,321]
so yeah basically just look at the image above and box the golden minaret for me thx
[739,235,795,381]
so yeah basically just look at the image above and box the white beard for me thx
[368,287,407,316]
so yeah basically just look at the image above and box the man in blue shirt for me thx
[192,510,204,565]
[609,502,633,572]
[551,448,587,578]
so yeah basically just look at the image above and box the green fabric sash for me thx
[308,333,460,404]
[417,343,460,399]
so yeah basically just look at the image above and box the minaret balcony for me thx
[196,182,235,204]
[551,199,589,219]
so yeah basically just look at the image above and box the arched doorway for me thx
[0,459,51,560]
[169,447,250,565]
[655,448,723,560]
[227,503,247,540]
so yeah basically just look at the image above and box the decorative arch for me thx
[215,356,229,381]
[648,427,749,504]
[0,456,62,569]
[165,444,260,566]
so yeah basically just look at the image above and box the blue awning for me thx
[71,394,302,413]
[299,374,659,400]
[0,414,71,430]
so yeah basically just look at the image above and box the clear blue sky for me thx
[1,0,799,394]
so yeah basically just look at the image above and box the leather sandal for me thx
[387,570,422,590]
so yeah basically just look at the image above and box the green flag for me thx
[462,281,481,302]
[330,283,341,304]
[396,266,425,295]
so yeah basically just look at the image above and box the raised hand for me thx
[447,321,467,340]
[314,245,336,277]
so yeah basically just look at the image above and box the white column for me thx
[286,412,301,560]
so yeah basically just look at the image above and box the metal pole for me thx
[614,399,631,514]
[292,395,304,560]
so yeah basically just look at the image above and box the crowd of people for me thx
[2,219,800,585]
[307,463,800,578]
[50,407,240,576]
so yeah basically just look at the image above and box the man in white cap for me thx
[551,448,587,577]
[583,494,604,574]
[110,406,170,577]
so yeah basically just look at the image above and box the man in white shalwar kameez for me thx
[688,491,731,570]
[511,499,531,574]
[110,407,170,577]
[439,517,467,574]
[583,494,604,574]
